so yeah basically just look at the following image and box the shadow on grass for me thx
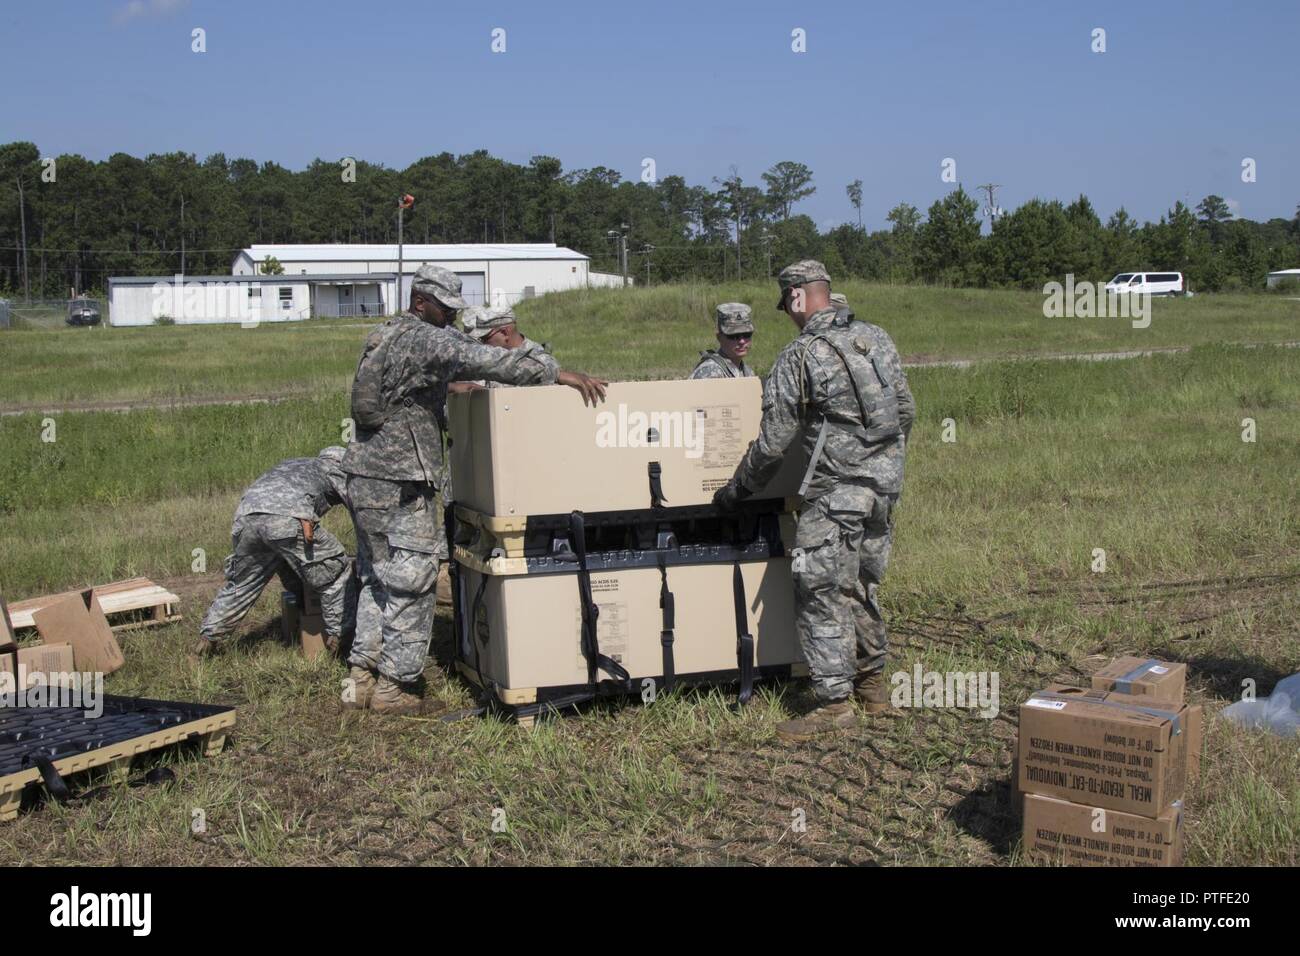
[1169,653,1292,702]
[948,777,1021,860]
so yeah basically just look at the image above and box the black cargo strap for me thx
[444,504,465,659]
[733,562,754,705]
[467,573,495,704]
[648,461,668,509]
[30,755,71,804]
[569,511,632,688]
[657,556,676,693]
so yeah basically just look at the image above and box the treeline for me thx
[1,141,1297,298]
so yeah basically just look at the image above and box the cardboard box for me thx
[16,642,75,687]
[1017,684,1190,817]
[31,590,125,675]
[448,378,805,517]
[0,650,14,682]
[1091,656,1186,703]
[1022,792,1183,867]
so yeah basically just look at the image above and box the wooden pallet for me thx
[0,696,236,822]
[7,578,182,632]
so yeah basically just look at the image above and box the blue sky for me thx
[3,0,1296,231]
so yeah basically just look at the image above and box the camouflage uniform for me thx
[344,267,559,685]
[689,302,757,380]
[731,263,913,702]
[689,351,755,380]
[200,448,356,644]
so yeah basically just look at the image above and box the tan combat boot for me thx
[343,665,378,710]
[853,670,891,715]
[775,701,857,741]
[188,637,220,663]
[370,675,423,715]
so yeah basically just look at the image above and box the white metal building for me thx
[107,243,627,326]
[106,273,395,326]
[234,243,628,307]
[1266,268,1300,290]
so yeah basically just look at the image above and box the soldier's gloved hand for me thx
[712,480,751,512]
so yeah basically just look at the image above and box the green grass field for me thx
[2,283,1296,409]
[1,283,1297,866]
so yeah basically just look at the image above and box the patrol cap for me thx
[776,259,832,309]
[829,293,849,307]
[715,302,754,336]
[459,305,491,339]
[411,264,467,310]
[461,305,517,341]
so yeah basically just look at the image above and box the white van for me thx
[1104,272,1188,296]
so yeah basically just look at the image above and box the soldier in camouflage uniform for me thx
[194,446,356,656]
[343,264,606,714]
[713,261,913,740]
[689,303,758,380]
[451,305,553,393]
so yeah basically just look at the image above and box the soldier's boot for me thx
[188,637,222,663]
[370,675,423,716]
[853,670,891,715]
[343,665,378,710]
[775,700,857,741]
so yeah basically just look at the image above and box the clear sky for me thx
[3,0,1296,231]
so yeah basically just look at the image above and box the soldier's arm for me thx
[734,346,807,492]
[414,323,559,387]
[689,360,722,380]
[878,330,914,440]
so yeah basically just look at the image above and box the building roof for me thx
[108,273,397,286]
[1267,268,1300,276]
[239,243,589,263]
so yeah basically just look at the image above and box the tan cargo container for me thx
[453,549,802,710]
[447,378,806,517]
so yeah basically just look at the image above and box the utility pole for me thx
[642,243,654,286]
[760,232,774,277]
[179,191,186,278]
[607,224,629,287]
[16,173,29,303]
[620,223,629,287]
[977,183,1003,229]
[397,194,414,310]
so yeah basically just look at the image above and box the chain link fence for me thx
[0,297,106,330]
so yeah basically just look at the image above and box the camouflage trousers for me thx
[347,476,444,684]
[791,483,897,703]
[200,513,355,643]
